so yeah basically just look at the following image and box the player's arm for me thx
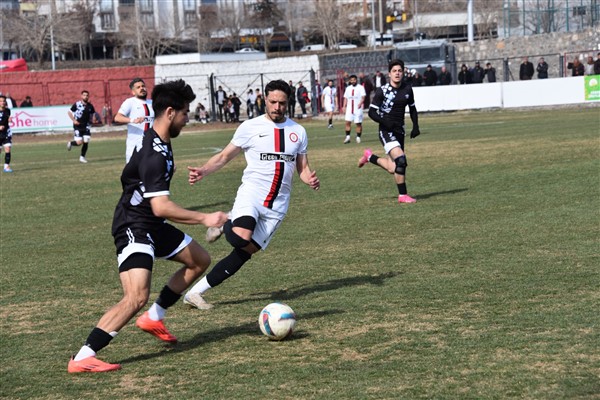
[358,95,365,109]
[409,103,420,138]
[68,110,79,125]
[114,112,136,124]
[187,142,242,185]
[296,153,320,191]
[150,195,227,227]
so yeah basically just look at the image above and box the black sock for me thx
[328,118,332,125]
[70,141,79,147]
[84,327,114,353]
[369,155,379,165]
[155,285,181,309]
[398,183,407,195]
[81,143,88,157]
[4,153,10,165]
[206,248,251,288]
[345,130,350,136]
[357,132,362,137]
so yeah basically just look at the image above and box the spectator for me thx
[536,57,549,79]
[287,80,296,117]
[4,93,15,109]
[215,86,227,122]
[423,64,438,86]
[519,57,534,80]
[471,61,485,83]
[373,70,387,88]
[438,66,452,85]
[584,55,595,75]
[101,102,112,125]
[484,62,497,83]
[19,96,33,107]
[359,72,374,108]
[594,53,600,75]
[246,88,256,119]
[458,64,472,84]
[314,79,323,112]
[296,81,310,118]
[256,88,265,115]
[411,70,423,87]
[567,57,585,76]
[231,93,241,122]
[195,102,208,124]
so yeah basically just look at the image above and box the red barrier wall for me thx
[0,66,155,113]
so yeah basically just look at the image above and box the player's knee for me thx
[83,136,91,143]
[224,220,250,249]
[394,155,407,175]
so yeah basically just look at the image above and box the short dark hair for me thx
[349,74,357,80]
[81,90,89,95]
[388,59,405,71]
[151,79,196,118]
[0,95,5,101]
[264,79,291,98]
[129,77,145,89]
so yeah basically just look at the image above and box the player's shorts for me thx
[125,134,143,163]
[1,134,12,147]
[345,108,363,123]
[230,199,284,251]
[113,222,192,271]
[324,102,335,113]
[378,127,406,154]
[73,126,92,142]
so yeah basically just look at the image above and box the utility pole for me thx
[467,0,474,42]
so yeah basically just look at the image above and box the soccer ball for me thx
[258,302,296,341]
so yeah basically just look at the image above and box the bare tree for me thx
[305,0,361,49]
[214,4,248,52]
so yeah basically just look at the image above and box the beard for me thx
[169,124,182,138]
[137,93,147,100]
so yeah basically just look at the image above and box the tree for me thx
[305,0,361,49]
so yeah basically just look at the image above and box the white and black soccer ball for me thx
[258,302,296,341]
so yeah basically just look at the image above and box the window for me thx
[101,12,115,30]
[139,0,153,12]
[184,11,197,28]
[100,0,113,12]
[183,0,195,11]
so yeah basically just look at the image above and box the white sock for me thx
[188,277,212,295]
[148,303,166,321]
[74,345,96,361]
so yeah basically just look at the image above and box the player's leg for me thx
[79,133,91,163]
[344,117,352,144]
[3,142,12,172]
[355,122,363,143]
[67,130,83,152]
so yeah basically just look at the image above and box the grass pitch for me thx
[1,107,599,399]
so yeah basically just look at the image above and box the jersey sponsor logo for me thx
[260,152,296,162]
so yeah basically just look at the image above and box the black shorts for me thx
[74,126,91,138]
[113,222,191,271]
[1,135,12,147]
[378,127,405,152]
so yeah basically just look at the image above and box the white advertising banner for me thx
[9,105,72,134]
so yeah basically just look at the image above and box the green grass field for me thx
[1,107,599,399]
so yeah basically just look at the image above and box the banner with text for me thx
[584,75,600,101]
[9,105,72,134]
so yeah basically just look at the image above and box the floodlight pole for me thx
[467,0,474,42]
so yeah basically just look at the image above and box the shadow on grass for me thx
[416,188,468,200]
[219,271,401,306]
[118,309,340,365]
[118,272,399,365]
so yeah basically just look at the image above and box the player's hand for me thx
[187,166,205,185]
[410,127,421,139]
[203,211,229,228]
[307,170,320,191]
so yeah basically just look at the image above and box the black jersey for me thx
[111,128,175,236]
[70,100,95,128]
[371,81,415,127]
[0,107,11,138]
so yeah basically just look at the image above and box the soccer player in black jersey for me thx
[67,90,95,163]
[68,80,228,373]
[358,59,421,203]
[0,95,13,172]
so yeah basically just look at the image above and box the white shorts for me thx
[230,200,284,250]
[324,103,335,113]
[345,108,363,124]
[126,134,144,163]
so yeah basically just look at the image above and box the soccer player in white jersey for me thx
[321,79,338,129]
[342,74,366,144]
[114,78,155,163]
[183,79,320,310]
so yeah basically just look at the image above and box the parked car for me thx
[300,44,326,52]
[334,42,358,50]
[235,47,263,53]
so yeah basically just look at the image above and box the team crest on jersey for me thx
[289,132,299,143]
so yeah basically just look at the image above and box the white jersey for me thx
[118,97,154,162]
[322,86,337,112]
[343,84,366,114]
[231,115,308,216]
